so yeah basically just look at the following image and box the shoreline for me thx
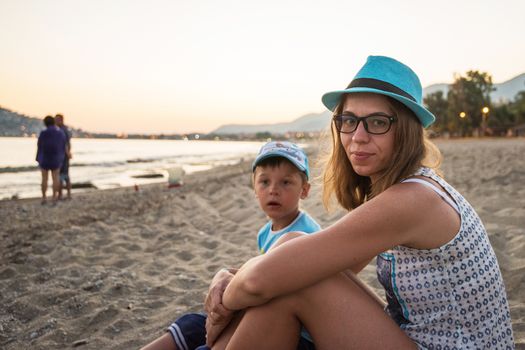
[2,137,522,203]
[0,137,268,201]
[0,158,252,204]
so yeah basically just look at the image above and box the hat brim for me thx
[322,87,435,128]
[252,153,310,180]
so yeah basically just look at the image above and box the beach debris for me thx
[72,339,89,347]
[134,184,139,192]
[27,318,57,341]
[82,279,104,291]
[167,166,185,188]
[71,182,97,189]
[131,173,164,179]
[126,158,154,163]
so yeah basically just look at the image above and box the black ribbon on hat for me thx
[347,78,416,102]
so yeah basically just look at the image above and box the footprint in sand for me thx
[103,319,133,337]
[176,250,195,261]
[0,267,17,279]
[88,305,119,327]
[200,240,220,250]
[31,243,55,255]
[114,259,135,269]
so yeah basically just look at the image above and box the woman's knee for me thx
[241,271,353,318]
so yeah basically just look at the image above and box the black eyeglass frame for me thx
[332,113,397,135]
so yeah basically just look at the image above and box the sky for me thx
[1,0,525,135]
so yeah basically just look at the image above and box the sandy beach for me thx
[1,138,524,349]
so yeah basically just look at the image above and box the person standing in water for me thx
[55,113,72,200]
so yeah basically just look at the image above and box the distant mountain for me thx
[423,83,450,97]
[423,73,525,103]
[491,73,525,102]
[211,110,333,135]
[0,108,48,137]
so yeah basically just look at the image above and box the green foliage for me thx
[255,131,272,140]
[508,91,525,125]
[422,70,525,137]
[424,91,449,133]
[446,71,494,135]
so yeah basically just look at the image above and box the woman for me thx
[36,115,66,204]
[208,56,514,349]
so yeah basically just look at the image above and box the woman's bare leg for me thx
[211,305,301,350]
[51,168,60,201]
[210,311,244,350]
[224,272,416,350]
[40,169,49,202]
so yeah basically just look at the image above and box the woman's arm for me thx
[222,184,442,310]
[36,134,42,162]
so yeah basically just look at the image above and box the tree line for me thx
[424,71,525,137]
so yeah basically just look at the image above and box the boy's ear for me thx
[300,182,311,199]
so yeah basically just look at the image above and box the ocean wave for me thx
[0,166,39,173]
[0,161,129,173]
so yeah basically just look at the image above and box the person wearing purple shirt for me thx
[36,115,66,204]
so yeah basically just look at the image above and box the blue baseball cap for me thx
[322,55,435,128]
[252,141,310,179]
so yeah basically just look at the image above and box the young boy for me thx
[141,141,320,350]
[252,141,320,255]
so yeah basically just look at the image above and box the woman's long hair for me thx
[321,93,442,211]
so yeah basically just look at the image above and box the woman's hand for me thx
[204,268,237,346]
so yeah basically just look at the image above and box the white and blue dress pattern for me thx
[376,167,514,349]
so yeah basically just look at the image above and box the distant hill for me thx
[212,111,333,135]
[0,108,50,137]
[0,107,103,138]
[491,73,525,102]
[423,73,525,103]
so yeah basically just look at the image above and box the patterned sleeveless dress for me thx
[376,167,514,349]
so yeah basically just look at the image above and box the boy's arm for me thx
[205,268,238,315]
[204,268,238,346]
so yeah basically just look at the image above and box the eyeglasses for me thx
[333,113,397,135]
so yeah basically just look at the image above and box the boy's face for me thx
[253,161,310,227]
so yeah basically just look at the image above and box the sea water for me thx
[0,137,265,200]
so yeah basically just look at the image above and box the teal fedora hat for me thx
[322,55,435,128]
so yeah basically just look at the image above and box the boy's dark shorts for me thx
[167,312,315,350]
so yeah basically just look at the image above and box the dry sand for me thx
[1,138,524,349]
